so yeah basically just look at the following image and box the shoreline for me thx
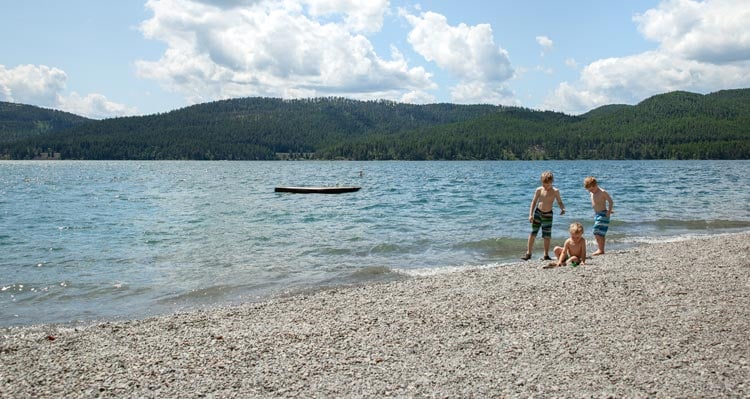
[2,232,749,397]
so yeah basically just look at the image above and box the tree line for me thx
[1,89,748,160]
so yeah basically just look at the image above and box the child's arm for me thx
[604,190,614,217]
[528,188,540,222]
[557,240,570,266]
[580,238,586,265]
[555,189,566,215]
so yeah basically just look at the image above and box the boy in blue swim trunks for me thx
[584,176,614,255]
[522,171,566,261]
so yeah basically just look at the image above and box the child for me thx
[584,176,614,255]
[545,222,586,268]
[522,171,565,261]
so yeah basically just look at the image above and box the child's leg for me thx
[553,246,563,258]
[524,234,536,259]
[592,211,609,255]
[553,246,564,263]
[540,210,553,259]
[593,235,606,255]
[524,209,543,259]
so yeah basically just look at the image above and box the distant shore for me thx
[2,232,749,397]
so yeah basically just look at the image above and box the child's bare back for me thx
[590,187,612,214]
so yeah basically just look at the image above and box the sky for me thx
[1,0,749,119]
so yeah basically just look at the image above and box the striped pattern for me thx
[594,210,610,237]
[531,208,554,238]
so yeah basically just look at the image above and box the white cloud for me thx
[400,89,435,104]
[0,64,136,119]
[451,81,519,106]
[400,9,516,104]
[192,0,263,7]
[58,93,138,120]
[0,64,66,107]
[305,0,389,32]
[536,35,553,56]
[635,0,750,63]
[136,0,435,105]
[535,65,554,75]
[544,0,750,114]
[196,0,390,32]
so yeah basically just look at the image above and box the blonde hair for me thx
[541,171,554,184]
[569,222,584,234]
[583,176,598,189]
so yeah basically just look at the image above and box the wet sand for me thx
[2,233,749,397]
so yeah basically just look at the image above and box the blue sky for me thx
[2,0,749,119]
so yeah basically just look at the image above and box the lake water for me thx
[2,160,749,326]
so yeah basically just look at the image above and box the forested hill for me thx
[1,98,500,160]
[1,89,749,160]
[321,89,749,160]
[0,102,91,143]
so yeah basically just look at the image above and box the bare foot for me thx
[592,250,604,256]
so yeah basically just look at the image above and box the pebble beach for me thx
[2,232,749,398]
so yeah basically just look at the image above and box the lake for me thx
[1,160,748,326]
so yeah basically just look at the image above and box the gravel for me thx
[2,232,749,398]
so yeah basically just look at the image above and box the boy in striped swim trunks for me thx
[522,171,566,261]
[584,176,614,255]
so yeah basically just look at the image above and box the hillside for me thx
[0,102,91,143]
[1,98,502,160]
[1,89,748,160]
[321,89,750,160]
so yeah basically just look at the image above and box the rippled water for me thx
[1,160,748,326]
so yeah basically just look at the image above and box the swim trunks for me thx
[531,207,553,238]
[593,210,610,237]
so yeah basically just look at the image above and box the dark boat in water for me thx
[274,186,361,194]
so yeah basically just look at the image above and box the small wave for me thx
[455,237,526,251]
[155,284,246,305]
[451,236,528,260]
[299,266,403,291]
[357,203,390,212]
[314,246,354,256]
[348,265,393,278]
[366,243,408,254]
[56,225,95,231]
[327,266,402,285]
